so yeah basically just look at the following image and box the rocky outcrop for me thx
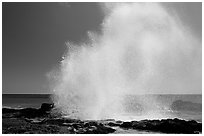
[2,103,116,134]
[3,117,115,134]
[2,103,202,134]
[3,103,54,118]
[40,103,54,112]
[118,118,201,134]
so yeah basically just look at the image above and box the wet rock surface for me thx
[2,103,202,134]
[2,103,115,134]
[2,103,54,118]
[118,118,201,134]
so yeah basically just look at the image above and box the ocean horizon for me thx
[2,93,202,123]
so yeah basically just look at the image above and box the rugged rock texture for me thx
[2,103,115,134]
[3,103,54,118]
[117,118,201,134]
[2,103,202,134]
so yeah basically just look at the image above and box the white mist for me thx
[49,3,201,120]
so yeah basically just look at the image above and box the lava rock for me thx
[2,103,202,134]
[40,103,54,112]
[3,103,54,118]
[107,122,121,127]
[84,123,115,134]
[2,108,18,113]
[120,122,132,128]
[119,118,202,134]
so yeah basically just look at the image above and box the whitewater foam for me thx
[49,3,201,120]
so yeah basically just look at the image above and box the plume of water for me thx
[49,3,201,120]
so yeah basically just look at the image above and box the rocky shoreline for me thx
[2,103,202,134]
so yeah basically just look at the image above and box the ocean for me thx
[2,94,202,122]
[2,94,52,109]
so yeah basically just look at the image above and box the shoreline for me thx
[2,103,202,134]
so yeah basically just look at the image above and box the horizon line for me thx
[2,93,202,95]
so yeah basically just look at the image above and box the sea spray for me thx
[48,3,201,120]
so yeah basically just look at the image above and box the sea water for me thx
[2,94,202,122]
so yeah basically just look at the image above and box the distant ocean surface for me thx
[2,94,52,109]
[2,94,202,122]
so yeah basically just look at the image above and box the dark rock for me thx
[3,108,42,118]
[116,120,123,124]
[84,122,90,127]
[20,108,42,118]
[40,103,54,112]
[2,118,61,134]
[131,121,140,128]
[85,121,98,127]
[119,118,202,134]
[3,103,54,119]
[24,118,46,124]
[120,122,132,128]
[84,123,115,134]
[2,102,201,134]
[107,122,121,126]
[44,118,80,126]
[3,108,18,113]
[2,108,20,118]
[43,118,115,134]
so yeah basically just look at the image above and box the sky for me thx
[2,2,202,94]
